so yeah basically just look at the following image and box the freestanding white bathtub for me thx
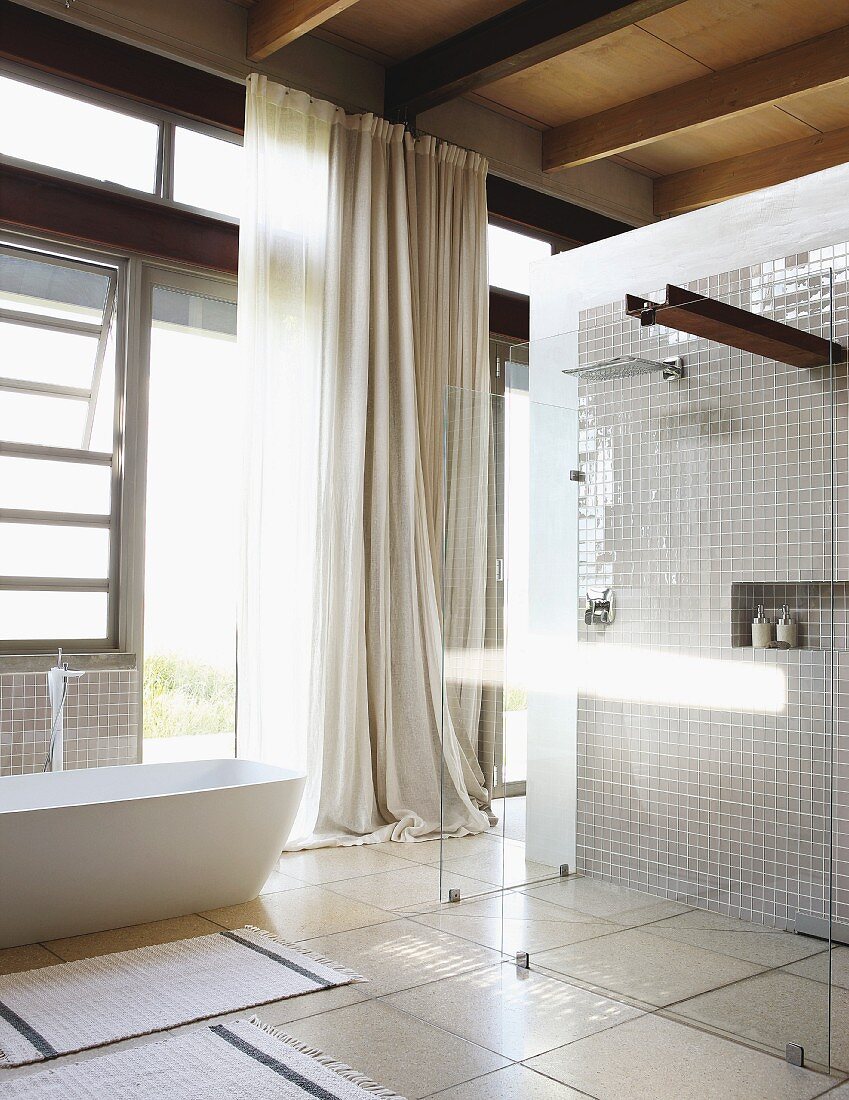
[0,759,305,949]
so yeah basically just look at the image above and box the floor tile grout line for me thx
[655,1005,841,1079]
[522,956,846,1080]
[289,982,523,1070]
[399,910,617,958]
[420,1061,603,1100]
[36,942,66,963]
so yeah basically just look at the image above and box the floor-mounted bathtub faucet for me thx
[44,649,85,772]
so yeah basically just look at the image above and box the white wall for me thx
[532,161,849,341]
[12,0,654,227]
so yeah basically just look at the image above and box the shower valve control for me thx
[585,587,615,626]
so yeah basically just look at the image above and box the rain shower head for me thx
[563,355,684,381]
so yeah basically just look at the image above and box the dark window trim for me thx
[0,1,633,251]
[490,288,529,343]
[0,0,245,133]
[0,162,239,275]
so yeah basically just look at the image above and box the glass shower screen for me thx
[441,260,843,1075]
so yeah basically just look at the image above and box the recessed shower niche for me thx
[731,580,849,650]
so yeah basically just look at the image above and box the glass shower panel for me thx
[443,262,842,1074]
[543,270,838,1072]
[441,383,506,907]
[440,345,580,918]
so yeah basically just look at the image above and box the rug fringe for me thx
[236,926,367,984]
[246,1016,408,1100]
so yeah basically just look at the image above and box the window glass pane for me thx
[0,75,158,192]
[0,457,111,513]
[0,322,98,388]
[0,524,109,578]
[0,391,88,448]
[143,283,238,762]
[0,250,110,322]
[173,127,242,219]
[488,224,552,295]
[0,590,108,640]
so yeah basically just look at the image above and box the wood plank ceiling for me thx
[243,0,849,217]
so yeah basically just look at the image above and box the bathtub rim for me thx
[0,758,306,816]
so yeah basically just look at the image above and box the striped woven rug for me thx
[0,927,363,1068]
[0,1016,406,1099]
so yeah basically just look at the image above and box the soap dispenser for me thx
[752,605,772,649]
[776,604,797,648]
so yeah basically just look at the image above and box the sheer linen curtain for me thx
[238,74,492,848]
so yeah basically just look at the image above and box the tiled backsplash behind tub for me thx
[0,669,139,775]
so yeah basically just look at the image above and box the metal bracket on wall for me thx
[448,888,461,903]
[785,1044,804,1067]
[560,863,570,877]
[570,470,584,482]
[516,951,530,970]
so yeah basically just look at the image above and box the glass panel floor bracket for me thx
[794,913,849,945]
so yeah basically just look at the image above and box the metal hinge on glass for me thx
[585,586,615,625]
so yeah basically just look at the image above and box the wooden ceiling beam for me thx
[384,0,689,118]
[654,125,849,216]
[486,176,633,246]
[543,23,849,173]
[247,0,362,61]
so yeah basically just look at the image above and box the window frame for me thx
[0,234,128,654]
[0,59,243,223]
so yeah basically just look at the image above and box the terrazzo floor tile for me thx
[300,917,500,996]
[260,869,306,893]
[370,833,504,865]
[0,943,60,974]
[254,983,370,1025]
[643,909,829,967]
[324,864,490,910]
[201,883,395,940]
[277,845,413,884]
[411,891,618,954]
[526,878,691,925]
[526,1014,832,1100]
[383,963,642,1061]
[669,969,849,1071]
[279,998,509,1099]
[784,945,848,988]
[45,913,223,961]
[442,843,557,889]
[424,1063,596,1099]
[533,927,764,1007]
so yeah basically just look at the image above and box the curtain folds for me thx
[237,75,491,848]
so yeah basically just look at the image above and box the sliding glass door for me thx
[139,269,239,763]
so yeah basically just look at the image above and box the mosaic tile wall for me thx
[575,248,849,929]
[0,669,139,775]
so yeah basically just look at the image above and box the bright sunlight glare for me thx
[445,641,787,715]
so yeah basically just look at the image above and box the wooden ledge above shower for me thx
[625,284,845,369]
